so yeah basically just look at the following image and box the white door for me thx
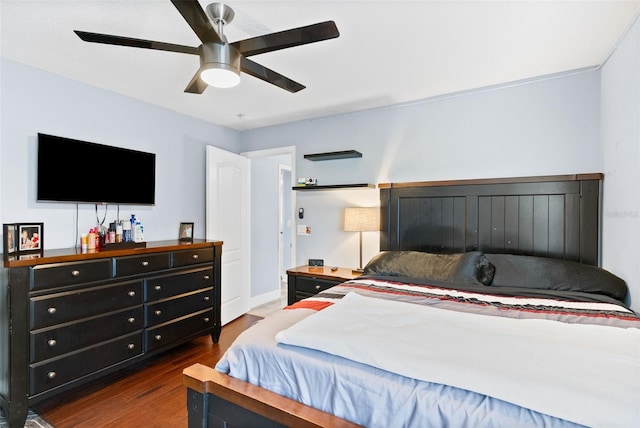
[206,146,250,325]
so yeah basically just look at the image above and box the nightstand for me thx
[286,265,362,305]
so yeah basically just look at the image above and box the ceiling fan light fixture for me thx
[200,42,241,88]
[200,64,240,88]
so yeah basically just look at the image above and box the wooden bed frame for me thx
[182,173,603,428]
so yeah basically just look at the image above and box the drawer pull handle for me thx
[203,296,210,301]
[128,317,136,324]
[70,270,80,277]
[47,307,57,315]
[154,285,162,291]
[141,261,149,267]
[203,317,210,323]
[128,343,135,350]
[155,310,162,316]
[191,254,199,260]
[47,339,57,347]
[315,285,321,290]
[47,371,56,379]
[155,334,162,341]
[203,275,210,280]
[128,291,136,297]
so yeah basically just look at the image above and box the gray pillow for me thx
[486,253,628,301]
[363,250,495,286]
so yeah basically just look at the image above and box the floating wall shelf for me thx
[292,183,375,191]
[303,150,362,161]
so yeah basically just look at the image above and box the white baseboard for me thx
[250,289,281,308]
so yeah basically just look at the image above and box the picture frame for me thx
[18,223,43,253]
[3,223,18,259]
[4,222,44,261]
[179,222,194,242]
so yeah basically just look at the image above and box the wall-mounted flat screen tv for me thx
[37,133,156,205]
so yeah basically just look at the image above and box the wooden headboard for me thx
[379,174,602,266]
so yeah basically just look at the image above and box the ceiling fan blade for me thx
[184,69,207,94]
[233,21,339,57]
[170,0,222,44]
[241,57,305,93]
[74,30,199,55]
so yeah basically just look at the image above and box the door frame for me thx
[242,146,296,303]
[278,163,292,282]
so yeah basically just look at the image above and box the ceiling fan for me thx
[74,0,339,93]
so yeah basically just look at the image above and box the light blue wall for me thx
[601,15,640,310]
[240,71,601,185]
[0,58,239,248]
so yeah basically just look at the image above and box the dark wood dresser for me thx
[0,239,222,428]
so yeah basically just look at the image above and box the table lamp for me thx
[344,207,380,273]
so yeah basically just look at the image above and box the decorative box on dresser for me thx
[287,265,361,305]
[0,239,222,428]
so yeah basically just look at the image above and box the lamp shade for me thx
[200,66,240,88]
[344,207,379,232]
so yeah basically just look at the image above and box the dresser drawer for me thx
[173,248,214,267]
[114,253,171,277]
[30,259,111,291]
[30,280,143,329]
[145,288,213,326]
[30,332,143,396]
[294,276,342,295]
[30,306,144,363]
[145,309,213,352]
[144,267,213,302]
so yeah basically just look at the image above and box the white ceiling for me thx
[2,1,639,131]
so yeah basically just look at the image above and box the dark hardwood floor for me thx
[33,314,262,428]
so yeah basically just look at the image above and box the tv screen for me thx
[37,133,156,205]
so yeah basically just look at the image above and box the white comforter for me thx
[276,292,640,428]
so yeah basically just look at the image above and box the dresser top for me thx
[3,239,223,268]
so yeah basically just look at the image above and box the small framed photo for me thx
[179,222,194,242]
[18,223,43,253]
[3,223,18,258]
[4,222,44,261]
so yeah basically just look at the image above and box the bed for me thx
[182,173,640,428]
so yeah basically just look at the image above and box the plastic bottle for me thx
[81,233,89,252]
[130,215,137,242]
[134,220,144,242]
[116,222,123,243]
[94,227,101,250]
[88,229,96,250]
[122,221,132,242]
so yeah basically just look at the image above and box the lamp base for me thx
[352,268,364,274]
